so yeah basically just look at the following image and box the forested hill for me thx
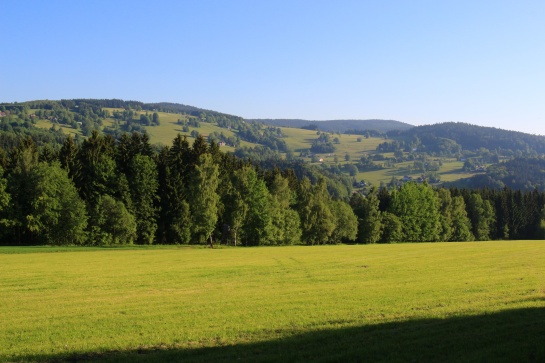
[389,122,545,154]
[450,157,545,191]
[251,119,414,133]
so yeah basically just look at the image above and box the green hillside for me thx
[101,108,258,151]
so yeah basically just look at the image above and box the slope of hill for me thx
[389,122,545,154]
[450,157,545,191]
[251,119,414,133]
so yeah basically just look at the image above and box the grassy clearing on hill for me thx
[1,242,544,362]
[280,127,386,158]
[357,159,471,186]
[34,119,80,137]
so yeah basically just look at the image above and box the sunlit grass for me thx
[1,242,544,361]
[34,119,80,137]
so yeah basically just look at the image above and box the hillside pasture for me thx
[280,127,387,159]
[34,109,260,151]
[356,159,472,186]
[1,242,544,362]
[34,119,80,137]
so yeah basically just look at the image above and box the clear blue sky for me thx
[2,0,544,135]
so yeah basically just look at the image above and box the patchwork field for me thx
[1,242,544,362]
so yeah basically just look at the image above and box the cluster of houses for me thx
[353,180,367,188]
[402,175,425,183]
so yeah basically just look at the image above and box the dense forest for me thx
[1,129,545,246]
[450,157,545,191]
[382,122,545,156]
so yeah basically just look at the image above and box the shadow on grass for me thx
[17,307,545,363]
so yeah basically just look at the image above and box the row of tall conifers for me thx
[0,131,544,246]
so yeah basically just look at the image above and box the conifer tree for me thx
[268,173,301,245]
[350,189,382,244]
[127,155,158,244]
[436,188,454,241]
[59,135,78,178]
[450,196,474,241]
[189,154,220,247]
[232,165,273,245]
[467,193,495,241]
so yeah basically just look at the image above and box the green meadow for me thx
[1,242,544,362]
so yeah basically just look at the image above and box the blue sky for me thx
[2,0,544,135]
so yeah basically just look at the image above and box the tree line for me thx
[1,130,544,246]
[0,132,358,246]
[350,183,545,243]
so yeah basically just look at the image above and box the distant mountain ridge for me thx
[249,119,414,133]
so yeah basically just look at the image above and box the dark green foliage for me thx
[268,174,302,245]
[73,131,118,203]
[329,200,358,243]
[450,196,474,241]
[389,183,441,242]
[466,193,495,241]
[297,178,336,245]
[0,166,11,240]
[188,154,220,246]
[455,158,545,191]
[231,166,273,246]
[89,195,136,245]
[59,136,78,177]
[10,162,87,245]
[380,212,403,243]
[310,133,336,153]
[389,122,545,155]
[156,136,193,245]
[128,155,159,244]
[349,191,382,244]
[436,188,454,241]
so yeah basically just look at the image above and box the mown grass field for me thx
[1,242,544,362]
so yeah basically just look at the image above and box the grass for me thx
[34,119,80,138]
[280,126,386,159]
[1,242,544,362]
[356,159,472,186]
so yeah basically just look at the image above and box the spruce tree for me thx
[188,154,220,247]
